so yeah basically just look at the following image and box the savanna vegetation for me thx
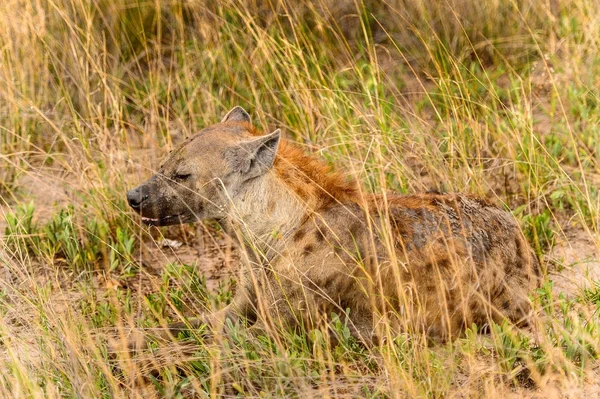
[1,0,600,397]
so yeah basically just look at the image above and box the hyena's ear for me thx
[221,106,251,124]
[227,129,281,179]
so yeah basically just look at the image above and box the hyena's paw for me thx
[125,328,151,353]
[108,327,164,356]
[109,320,209,356]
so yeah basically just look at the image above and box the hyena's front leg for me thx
[125,286,255,351]
[245,278,323,339]
[162,306,237,338]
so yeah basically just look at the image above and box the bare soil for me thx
[548,229,600,298]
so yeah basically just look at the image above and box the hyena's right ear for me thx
[226,129,281,180]
[221,106,251,124]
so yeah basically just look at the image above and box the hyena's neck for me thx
[226,172,307,255]
[223,132,360,255]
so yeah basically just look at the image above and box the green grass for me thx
[1,0,600,397]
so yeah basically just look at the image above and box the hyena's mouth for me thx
[141,214,183,226]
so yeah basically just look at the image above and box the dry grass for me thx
[1,0,600,397]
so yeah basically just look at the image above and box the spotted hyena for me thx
[127,106,541,345]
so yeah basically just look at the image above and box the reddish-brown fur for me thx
[243,122,359,210]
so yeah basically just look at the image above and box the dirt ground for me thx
[549,229,600,297]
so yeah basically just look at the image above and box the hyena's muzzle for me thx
[127,175,199,227]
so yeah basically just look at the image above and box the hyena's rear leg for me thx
[345,310,377,346]
[248,283,376,346]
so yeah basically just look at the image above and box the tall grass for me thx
[1,0,600,397]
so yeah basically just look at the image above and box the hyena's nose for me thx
[127,187,147,210]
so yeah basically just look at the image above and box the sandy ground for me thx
[549,229,600,297]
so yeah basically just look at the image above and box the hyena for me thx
[127,106,541,345]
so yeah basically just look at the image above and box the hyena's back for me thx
[295,192,541,340]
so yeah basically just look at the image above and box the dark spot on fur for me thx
[315,229,325,242]
[293,229,306,242]
[321,278,342,302]
[304,277,320,292]
[469,301,479,312]
[435,259,451,270]
[473,196,492,208]
[504,262,514,277]
[513,306,526,319]
[303,244,314,256]
[494,285,506,299]
[502,301,511,310]
[348,222,360,238]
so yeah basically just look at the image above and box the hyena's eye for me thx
[173,173,191,181]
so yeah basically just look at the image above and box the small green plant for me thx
[490,321,529,374]
[518,207,555,256]
[43,206,89,270]
[536,281,599,368]
[3,201,40,258]
[581,281,600,306]
[109,227,136,277]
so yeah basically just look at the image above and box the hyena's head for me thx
[127,106,280,226]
